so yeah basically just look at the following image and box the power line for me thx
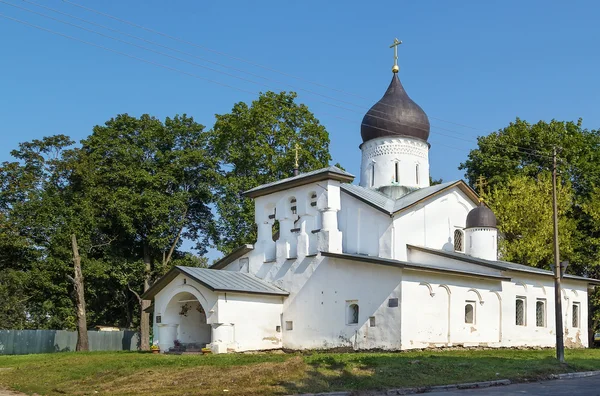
[0,10,554,161]
[59,0,503,134]
[16,0,559,156]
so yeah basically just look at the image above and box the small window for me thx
[369,316,376,327]
[155,315,162,324]
[370,165,375,187]
[290,198,297,215]
[394,162,399,183]
[415,164,420,185]
[310,192,317,207]
[285,321,293,331]
[465,301,475,324]
[388,298,399,308]
[572,303,580,328]
[516,297,526,326]
[454,229,464,252]
[276,325,281,333]
[536,300,546,327]
[347,303,359,325]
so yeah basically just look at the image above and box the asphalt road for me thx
[432,374,600,395]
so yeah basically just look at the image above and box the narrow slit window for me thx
[369,316,376,327]
[415,164,420,185]
[536,300,546,327]
[454,229,464,252]
[290,198,297,215]
[394,162,399,183]
[370,165,375,187]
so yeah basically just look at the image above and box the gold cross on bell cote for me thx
[389,38,402,73]
[475,175,488,202]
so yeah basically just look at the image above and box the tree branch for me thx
[88,236,117,253]
[127,284,142,305]
[164,206,188,266]
[66,274,76,286]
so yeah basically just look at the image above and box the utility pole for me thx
[552,146,565,363]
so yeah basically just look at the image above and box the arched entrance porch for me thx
[158,291,211,352]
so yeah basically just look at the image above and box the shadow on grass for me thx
[278,352,581,395]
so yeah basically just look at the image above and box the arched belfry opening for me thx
[159,291,211,352]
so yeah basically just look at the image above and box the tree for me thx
[209,91,332,254]
[79,113,216,349]
[459,117,600,338]
[485,173,577,268]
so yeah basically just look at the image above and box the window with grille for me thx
[572,303,580,328]
[516,298,526,326]
[465,302,475,324]
[454,229,464,252]
[536,300,546,327]
[347,303,359,325]
[290,198,297,215]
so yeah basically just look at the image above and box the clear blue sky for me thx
[1,0,599,257]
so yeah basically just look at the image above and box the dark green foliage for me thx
[209,91,332,254]
[460,117,600,332]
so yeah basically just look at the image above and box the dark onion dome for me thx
[466,204,497,229]
[361,73,430,143]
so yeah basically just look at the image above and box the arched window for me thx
[454,229,464,252]
[394,161,399,183]
[415,163,420,185]
[347,303,359,325]
[464,302,475,324]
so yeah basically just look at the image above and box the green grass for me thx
[1,349,600,395]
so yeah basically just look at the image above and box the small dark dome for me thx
[361,74,430,143]
[466,204,497,229]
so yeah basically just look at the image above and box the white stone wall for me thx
[214,293,284,353]
[152,273,284,353]
[338,194,393,258]
[465,227,498,261]
[359,137,430,189]
[394,188,476,261]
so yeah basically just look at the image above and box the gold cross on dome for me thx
[475,175,488,202]
[389,38,402,73]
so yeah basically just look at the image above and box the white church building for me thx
[142,59,599,354]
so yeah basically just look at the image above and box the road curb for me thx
[296,379,512,396]
[549,370,600,380]
[295,371,600,395]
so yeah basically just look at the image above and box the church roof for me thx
[361,74,430,143]
[341,180,479,216]
[243,166,355,198]
[408,245,600,285]
[466,203,497,228]
[322,251,511,281]
[141,266,289,300]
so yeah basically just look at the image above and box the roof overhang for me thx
[243,168,354,198]
[210,244,254,270]
[408,245,600,285]
[321,251,510,281]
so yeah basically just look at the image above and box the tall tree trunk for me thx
[69,234,89,351]
[139,243,151,351]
